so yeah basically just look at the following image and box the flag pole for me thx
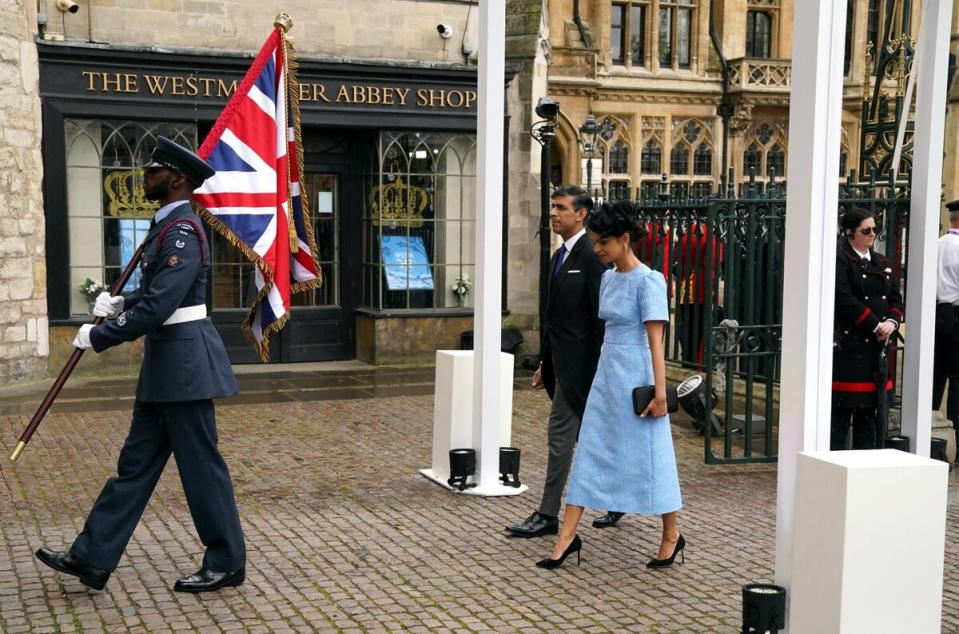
[9,245,145,462]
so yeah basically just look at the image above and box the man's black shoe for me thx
[592,511,625,528]
[35,547,110,591]
[173,567,245,593]
[505,512,558,538]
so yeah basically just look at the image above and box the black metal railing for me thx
[629,170,909,464]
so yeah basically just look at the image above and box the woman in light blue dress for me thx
[536,201,684,570]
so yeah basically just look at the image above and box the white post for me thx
[472,0,505,489]
[774,0,848,622]
[900,0,952,458]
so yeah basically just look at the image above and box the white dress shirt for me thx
[937,229,959,305]
[556,228,586,267]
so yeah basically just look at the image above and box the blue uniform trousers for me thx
[70,399,245,573]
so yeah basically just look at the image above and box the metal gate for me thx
[632,172,909,464]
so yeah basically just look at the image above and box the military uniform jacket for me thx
[832,241,904,408]
[90,202,238,402]
[541,234,607,420]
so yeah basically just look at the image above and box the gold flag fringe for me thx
[282,28,324,293]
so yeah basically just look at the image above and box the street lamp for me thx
[579,113,599,197]
[530,97,560,357]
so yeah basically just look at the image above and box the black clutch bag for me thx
[632,385,679,416]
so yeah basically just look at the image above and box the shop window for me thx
[65,120,197,315]
[362,132,476,310]
[611,2,649,67]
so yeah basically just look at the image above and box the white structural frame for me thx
[900,0,952,456]
[470,0,509,494]
[775,0,952,628]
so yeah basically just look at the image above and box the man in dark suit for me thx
[35,137,245,593]
[506,185,621,537]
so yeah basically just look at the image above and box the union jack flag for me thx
[193,26,321,362]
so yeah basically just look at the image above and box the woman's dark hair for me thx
[840,207,875,235]
[587,200,646,241]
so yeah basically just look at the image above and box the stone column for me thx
[0,1,48,384]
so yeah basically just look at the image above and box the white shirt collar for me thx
[562,227,586,253]
[852,246,870,260]
[154,201,186,224]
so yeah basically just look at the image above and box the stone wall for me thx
[0,1,48,384]
[40,0,478,63]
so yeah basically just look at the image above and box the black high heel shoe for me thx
[536,535,582,569]
[646,534,685,569]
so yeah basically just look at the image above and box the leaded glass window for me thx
[362,131,477,310]
[65,119,196,315]
[609,140,630,174]
[670,144,689,175]
[693,145,712,176]
[641,141,662,174]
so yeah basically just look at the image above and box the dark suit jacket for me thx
[540,232,607,419]
[90,202,238,402]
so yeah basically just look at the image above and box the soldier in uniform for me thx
[35,137,246,593]
[831,207,904,450]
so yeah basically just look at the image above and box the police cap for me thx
[145,136,215,187]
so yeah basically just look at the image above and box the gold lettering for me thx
[464,90,477,109]
[395,87,410,105]
[122,73,138,93]
[169,76,185,96]
[299,83,311,101]
[366,86,381,105]
[102,73,123,92]
[352,85,367,103]
[199,77,215,97]
[429,89,445,107]
[216,79,238,98]
[380,87,395,106]
[446,90,464,108]
[312,83,330,103]
[336,84,351,102]
[81,71,99,91]
[144,75,170,94]
[185,76,199,96]
[416,88,428,107]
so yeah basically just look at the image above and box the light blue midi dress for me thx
[565,264,683,515]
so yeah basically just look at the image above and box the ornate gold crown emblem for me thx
[103,168,159,218]
[369,175,428,228]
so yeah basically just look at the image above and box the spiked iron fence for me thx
[629,171,909,464]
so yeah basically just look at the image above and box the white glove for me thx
[73,324,93,349]
[93,292,124,319]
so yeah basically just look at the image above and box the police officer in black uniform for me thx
[36,137,246,593]
[831,207,904,450]
[933,199,959,456]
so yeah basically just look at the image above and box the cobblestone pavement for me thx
[1,368,958,633]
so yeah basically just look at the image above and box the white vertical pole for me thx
[900,0,952,458]
[775,0,848,622]
[472,0,505,488]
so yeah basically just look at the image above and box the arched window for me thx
[744,143,762,175]
[609,140,630,174]
[767,143,785,177]
[641,141,662,174]
[670,144,689,175]
[693,145,712,175]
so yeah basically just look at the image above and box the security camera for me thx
[535,97,560,120]
[56,0,79,13]
[436,24,453,39]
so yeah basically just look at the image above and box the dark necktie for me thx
[552,244,567,278]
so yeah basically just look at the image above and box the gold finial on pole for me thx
[9,441,25,462]
[274,13,293,33]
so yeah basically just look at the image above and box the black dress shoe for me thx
[35,547,110,591]
[505,512,558,538]
[173,567,245,593]
[592,511,625,529]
